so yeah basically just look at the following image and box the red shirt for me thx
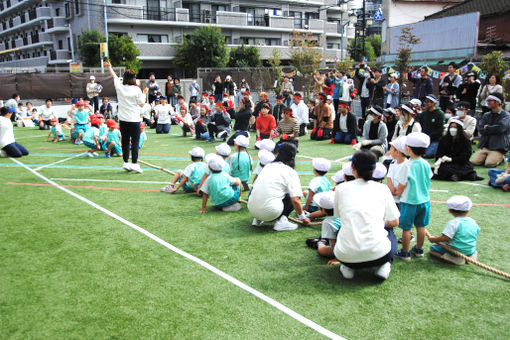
[256,114,277,135]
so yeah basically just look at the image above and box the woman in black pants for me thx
[105,61,148,173]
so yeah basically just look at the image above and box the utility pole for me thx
[362,0,366,59]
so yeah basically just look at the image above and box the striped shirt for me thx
[276,118,300,141]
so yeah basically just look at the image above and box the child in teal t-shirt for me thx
[46,118,65,142]
[200,154,242,213]
[82,118,101,157]
[427,195,480,265]
[161,147,207,193]
[228,135,252,191]
[73,102,89,145]
[105,119,122,158]
[139,122,147,149]
[303,158,332,213]
[395,132,432,261]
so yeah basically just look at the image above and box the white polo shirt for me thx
[333,178,400,263]
[248,162,303,221]
[114,77,145,122]
[0,116,15,148]
[290,101,309,125]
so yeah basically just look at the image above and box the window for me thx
[327,43,340,49]
[136,34,168,43]
[65,3,70,17]
[55,8,60,16]
[240,7,255,26]
[289,11,302,29]
[240,37,255,45]
[58,40,63,49]
[265,38,280,46]
[20,13,25,24]
[183,2,200,23]
[74,0,79,14]
[110,32,127,37]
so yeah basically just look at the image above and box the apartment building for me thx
[0,0,356,74]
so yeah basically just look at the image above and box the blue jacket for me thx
[384,81,400,108]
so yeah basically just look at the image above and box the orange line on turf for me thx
[6,182,160,192]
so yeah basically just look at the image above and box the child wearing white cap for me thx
[228,135,252,191]
[331,170,345,186]
[196,145,232,195]
[372,162,387,182]
[394,132,432,261]
[386,136,408,208]
[253,139,276,181]
[161,147,207,193]
[305,191,342,265]
[303,158,332,213]
[253,149,275,183]
[199,154,242,213]
[427,195,480,265]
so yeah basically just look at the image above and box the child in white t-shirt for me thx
[303,158,331,213]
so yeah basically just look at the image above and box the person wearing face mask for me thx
[358,106,388,158]
[433,119,480,181]
[420,95,445,158]
[444,101,477,140]
[392,104,422,141]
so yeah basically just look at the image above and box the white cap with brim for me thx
[369,107,383,116]
[342,161,354,177]
[189,146,205,158]
[405,132,430,148]
[372,162,387,180]
[234,135,250,148]
[312,157,331,172]
[446,195,472,211]
[409,98,422,106]
[449,118,464,128]
[90,75,95,80]
[331,170,345,183]
[215,143,231,157]
[207,154,225,171]
[390,136,407,154]
[258,149,275,166]
[312,191,335,210]
[255,138,275,152]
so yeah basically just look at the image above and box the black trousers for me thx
[2,142,29,157]
[119,121,140,164]
[279,194,294,218]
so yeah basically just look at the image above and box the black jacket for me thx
[233,107,252,131]
[333,111,357,137]
[354,68,374,98]
[272,104,284,125]
[436,135,472,164]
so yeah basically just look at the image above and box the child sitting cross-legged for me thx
[199,154,242,213]
[305,191,342,265]
[303,158,332,213]
[228,135,252,191]
[82,118,102,157]
[161,147,207,194]
[427,195,480,265]
[104,119,122,158]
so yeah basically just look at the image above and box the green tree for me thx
[78,29,104,67]
[289,30,323,95]
[367,34,382,57]
[347,38,376,62]
[479,50,509,94]
[336,58,355,73]
[227,45,261,67]
[394,26,420,101]
[174,26,228,77]
[268,48,284,94]
[108,34,142,73]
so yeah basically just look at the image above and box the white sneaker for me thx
[222,202,241,212]
[92,152,99,157]
[340,265,354,279]
[160,184,174,193]
[87,152,94,157]
[374,262,391,280]
[123,162,132,171]
[0,149,8,158]
[130,163,143,174]
[252,218,264,227]
[273,215,298,231]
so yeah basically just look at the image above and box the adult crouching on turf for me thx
[0,107,29,158]
[333,150,400,280]
[330,103,357,145]
[104,61,148,174]
[248,142,310,231]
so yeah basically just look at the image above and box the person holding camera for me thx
[458,72,480,113]
[355,63,375,123]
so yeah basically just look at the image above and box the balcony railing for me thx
[143,8,176,21]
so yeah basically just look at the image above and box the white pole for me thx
[68,24,75,62]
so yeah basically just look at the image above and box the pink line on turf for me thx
[6,182,160,192]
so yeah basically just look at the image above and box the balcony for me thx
[0,6,51,37]
[217,11,247,26]
[46,17,67,32]
[135,42,177,60]
[49,49,70,62]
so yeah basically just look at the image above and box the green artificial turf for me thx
[1,126,510,339]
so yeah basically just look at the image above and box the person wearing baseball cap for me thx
[421,94,445,158]
[311,92,333,141]
[207,101,232,143]
[387,136,408,209]
[0,107,29,158]
[331,102,357,145]
[427,195,480,265]
[333,149,400,280]
[228,134,252,191]
[359,105,388,158]
[393,131,432,261]
[290,92,309,136]
[472,92,510,167]
[161,147,208,194]
[303,158,332,213]
[86,75,100,113]
[199,154,242,213]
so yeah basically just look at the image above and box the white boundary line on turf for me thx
[33,152,87,171]
[459,181,491,188]
[50,178,170,185]
[15,134,48,140]
[12,157,344,340]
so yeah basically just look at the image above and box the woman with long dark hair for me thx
[433,119,480,181]
[105,61,148,173]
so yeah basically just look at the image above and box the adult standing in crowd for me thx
[0,107,29,158]
[280,76,294,107]
[478,74,504,113]
[444,101,477,140]
[224,75,236,97]
[189,78,200,103]
[333,150,400,280]
[434,119,480,181]
[86,75,101,113]
[105,61,147,173]
[409,66,434,100]
[360,105,388,158]
[355,63,374,123]
[439,62,462,111]
[384,73,400,109]
[171,78,182,106]
[471,93,510,167]
[213,75,224,103]
[228,97,252,145]
[291,93,309,136]
[248,142,310,231]
[420,95,445,158]
[339,76,354,108]
[370,69,386,108]
[332,71,345,110]
[272,95,285,125]
[458,72,480,113]
[165,75,173,99]
[146,72,160,104]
